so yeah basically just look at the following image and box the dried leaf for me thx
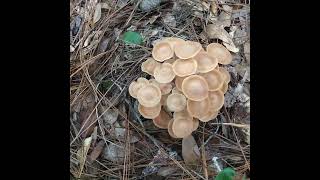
[76,137,92,178]
[93,3,101,24]
[100,108,118,125]
[182,135,200,164]
[89,140,105,163]
[103,143,125,163]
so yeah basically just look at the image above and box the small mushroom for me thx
[137,77,149,84]
[138,103,161,119]
[137,84,162,107]
[193,51,218,73]
[182,135,200,164]
[172,117,194,138]
[206,43,232,65]
[198,109,218,122]
[174,76,186,91]
[187,98,210,119]
[182,75,209,101]
[200,69,224,91]
[141,58,161,75]
[166,93,187,112]
[174,41,202,59]
[153,109,172,129]
[218,67,231,83]
[167,119,178,138]
[128,81,147,98]
[152,41,174,62]
[207,90,225,111]
[172,58,198,77]
[149,79,172,95]
[153,63,176,83]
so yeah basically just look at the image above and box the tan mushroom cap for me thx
[163,37,185,48]
[137,84,161,107]
[137,77,149,84]
[219,67,231,83]
[174,41,202,59]
[172,118,194,138]
[182,75,209,101]
[207,43,232,65]
[193,52,218,73]
[166,93,187,112]
[167,119,178,138]
[153,63,176,83]
[153,110,172,129]
[220,81,228,94]
[192,118,199,131]
[174,76,186,91]
[187,98,210,119]
[172,58,198,77]
[128,81,147,98]
[149,79,172,95]
[152,41,174,62]
[207,90,225,111]
[141,58,161,75]
[138,103,161,119]
[198,109,218,122]
[200,69,224,91]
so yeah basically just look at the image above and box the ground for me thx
[70,0,250,179]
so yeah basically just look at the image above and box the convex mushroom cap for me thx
[187,98,210,119]
[200,69,224,91]
[198,109,218,122]
[193,52,218,73]
[207,43,232,65]
[138,103,161,119]
[153,63,176,83]
[174,41,202,59]
[152,41,174,62]
[153,110,171,129]
[137,84,161,107]
[207,90,225,111]
[166,93,187,112]
[172,58,198,77]
[172,117,194,138]
[149,79,172,95]
[141,58,160,75]
[128,81,147,98]
[182,75,209,101]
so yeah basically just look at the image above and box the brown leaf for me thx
[89,140,105,163]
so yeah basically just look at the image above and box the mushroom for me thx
[174,41,202,59]
[174,76,186,91]
[138,103,161,119]
[182,135,200,164]
[153,63,176,83]
[187,98,210,119]
[137,84,162,107]
[137,77,149,84]
[198,109,218,122]
[207,90,225,111]
[153,109,172,129]
[152,41,174,62]
[128,81,147,98]
[181,75,209,101]
[193,51,218,73]
[141,57,161,75]
[172,58,198,77]
[149,79,172,95]
[206,43,232,65]
[172,117,194,138]
[200,69,224,91]
[220,81,228,94]
[166,93,187,112]
[167,119,178,138]
[218,67,231,83]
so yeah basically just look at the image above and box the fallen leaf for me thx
[103,143,125,163]
[76,137,92,178]
[93,3,101,24]
[100,107,118,125]
[182,135,200,164]
[122,31,143,45]
[89,140,105,163]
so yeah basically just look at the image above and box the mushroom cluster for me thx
[129,37,232,138]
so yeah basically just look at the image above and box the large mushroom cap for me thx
[153,63,176,83]
[153,110,171,129]
[207,90,225,111]
[128,81,147,98]
[199,109,218,122]
[172,58,198,77]
[218,67,231,83]
[174,41,202,59]
[167,119,178,138]
[149,79,172,95]
[187,98,210,119]
[206,43,232,65]
[138,103,161,119]
[174,76,186,91]
[172,118,194,138]
[137,84,161,107]
[193,52,218,73]
[166,93,187,112]
[152,41,174,62]
[141,58,161,75]
[182,75,209,101]
[200,69,224,91]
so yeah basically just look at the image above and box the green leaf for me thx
[215,168,236,180]
[122,31,143,45]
